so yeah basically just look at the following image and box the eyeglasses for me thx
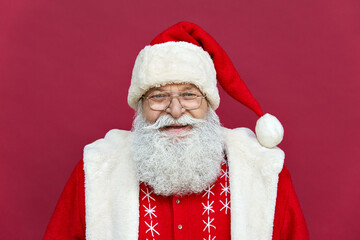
[143,91,206,111]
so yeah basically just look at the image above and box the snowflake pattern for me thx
[141,188,155,202]
[203,216,216,233]
[220,169,229,180]
[141,185,159,239]
[220,182,230,197]
[143,203,157,219]
[220,198,231,215]
[145,220,160,237]
[199,162,231,239]
[202,200,215,215]
[202,184,215,199]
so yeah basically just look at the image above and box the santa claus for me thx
[44,22,309,240]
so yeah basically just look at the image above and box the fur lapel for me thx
[83,130,139,240]
[83,128,284,240]
[223,127,284,240]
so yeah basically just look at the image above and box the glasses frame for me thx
[142,91,207,111]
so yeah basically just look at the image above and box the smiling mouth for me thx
[161,124,192,133]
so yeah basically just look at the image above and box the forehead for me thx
[145,83,201,95]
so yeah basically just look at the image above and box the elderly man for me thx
[44,22,309,240]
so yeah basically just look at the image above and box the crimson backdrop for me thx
[1,0,359,239]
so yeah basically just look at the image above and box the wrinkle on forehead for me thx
[145,83,202,96]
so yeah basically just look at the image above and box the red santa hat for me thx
[128,22,284,148]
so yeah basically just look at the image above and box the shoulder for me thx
[83,129,131,163]
[84,129,131,154]
[222,127,284,174]
[83,129,133,177]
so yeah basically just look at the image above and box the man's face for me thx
[132,93,224,196]
[142,83,208,127]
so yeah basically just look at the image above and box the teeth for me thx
[165,125,187,129]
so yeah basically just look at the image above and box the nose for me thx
[165,97,186,119]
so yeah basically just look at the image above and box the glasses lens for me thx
[180,96,202,110]
[148,93,170,110]
[146,91,204,110]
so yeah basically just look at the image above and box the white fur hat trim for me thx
[128,41,220,110]
[255,113,284,148]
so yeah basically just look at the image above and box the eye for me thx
[181,92,197,99]
[149,93,168,101]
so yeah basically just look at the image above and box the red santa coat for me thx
[137,162,232,240]
[44,128,309,240]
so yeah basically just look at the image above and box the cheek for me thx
[197,111,207,119]
[146,112,160,124]
[142,102,160,124]
[192,102,208,119]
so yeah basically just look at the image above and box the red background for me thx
[1,0,359,239]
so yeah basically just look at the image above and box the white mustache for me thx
[144,114,206,130]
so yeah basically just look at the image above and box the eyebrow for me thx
[181,86,195,91]
[145,85,200,97]
[155,85,196,91]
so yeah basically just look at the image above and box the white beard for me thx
[130,108,224,196]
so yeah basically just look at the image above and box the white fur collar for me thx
[83,130,139,239]
[224,127,284,240]
[83,127,284,240]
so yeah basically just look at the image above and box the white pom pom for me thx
[255,113,284,148]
